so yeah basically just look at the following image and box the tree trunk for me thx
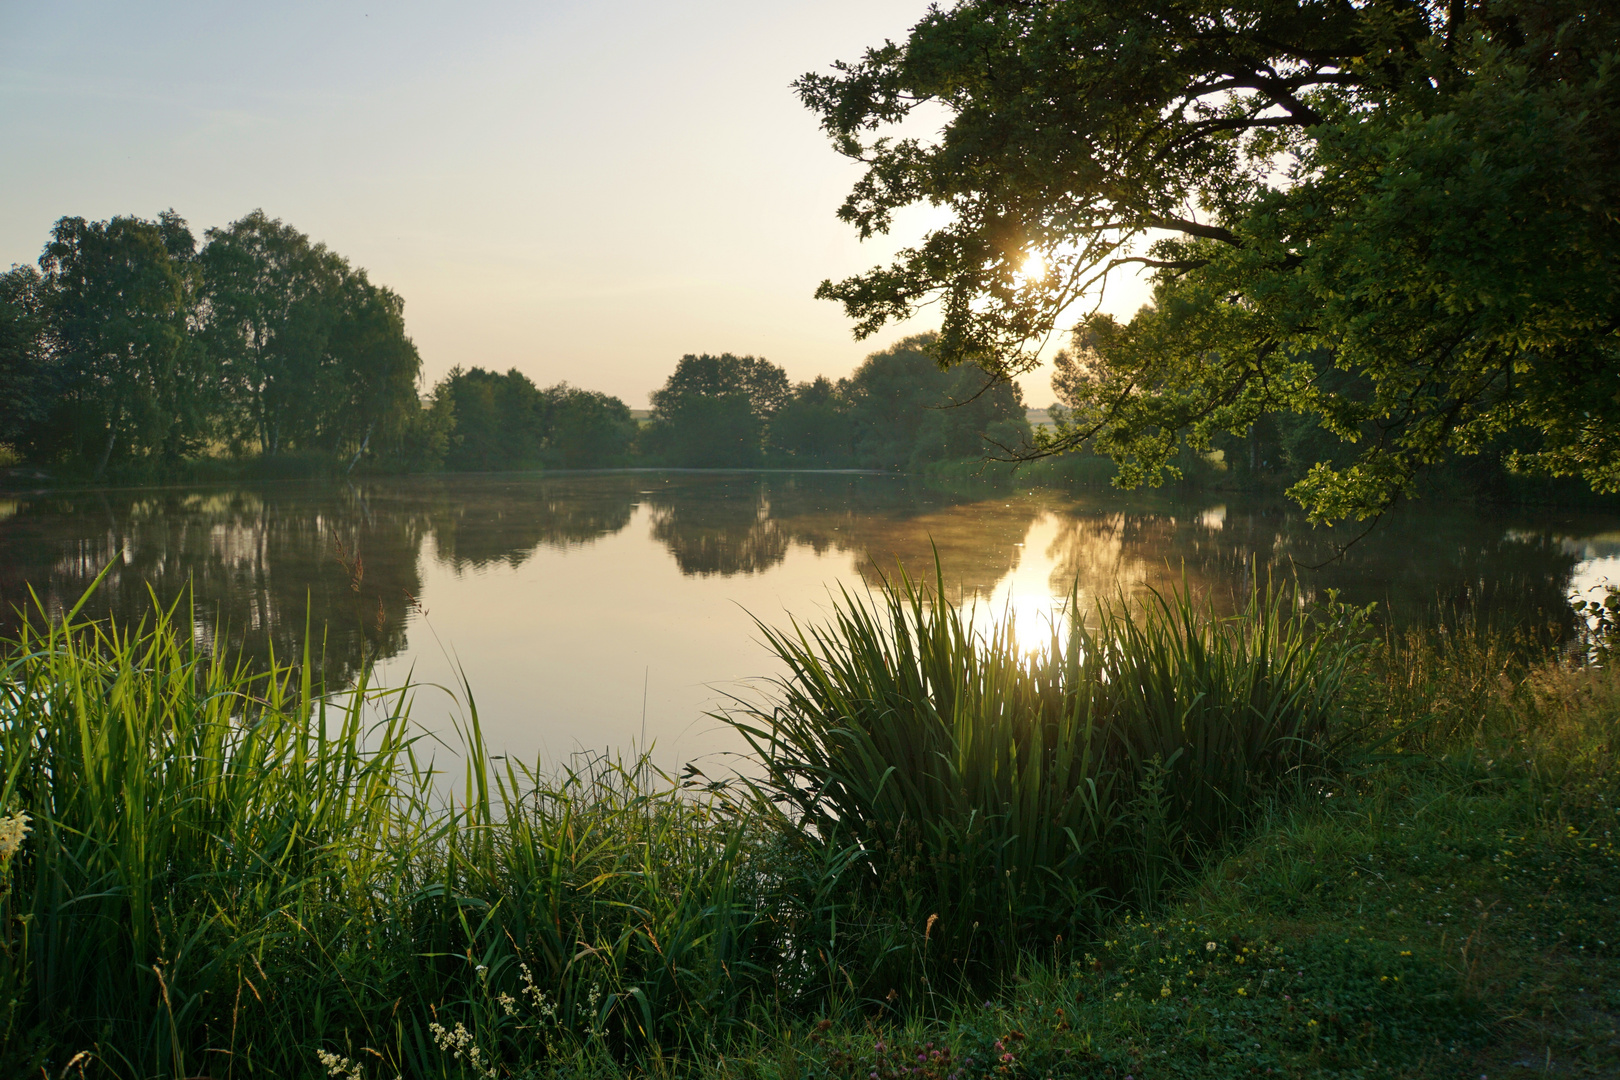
[93,417,118,480]
[346,423,374,475]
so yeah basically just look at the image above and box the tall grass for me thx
[0,583,770,1078]
[728,570,1363,987]
[0,570,1365,1077]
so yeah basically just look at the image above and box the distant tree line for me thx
[0,210,1030,481]
[641,336,1030,470]
[423,337,1031,475]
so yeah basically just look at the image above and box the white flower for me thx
[315,1049,364,1080]
[0,812,31,861]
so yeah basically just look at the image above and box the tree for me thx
[909,364,1029,470]
[0,266,48,452]
[768,376,856,466]
[199,211,347,456]
[433,369,636,471]
[800,0,1620,521]
[440,366,549,471]
[391,379,457,473]
[323,271,424,468]
[34,212,209,475]
[843,336,949,469]
[842,333,1026,470]
[542,384,637,468]
[644,354,790,467]
[201,211,423,464]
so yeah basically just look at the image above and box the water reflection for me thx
[430,476,638,572]
[1020,496,1585,631]
[0,486,425,691]
[0,473,1613,761]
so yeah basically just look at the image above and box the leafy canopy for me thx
[644,353,791,467]
[800,0,1619,520]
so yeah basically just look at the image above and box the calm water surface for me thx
[2,471,1617,767]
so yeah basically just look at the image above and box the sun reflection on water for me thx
[984,512,1072,655]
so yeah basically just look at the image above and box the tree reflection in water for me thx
[0,474,1606,706]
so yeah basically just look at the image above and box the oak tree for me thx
[801,0,1619,519]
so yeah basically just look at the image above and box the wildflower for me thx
[1160,986,1171,998]
[0,811,30,861]
[429,1021,475,1060]
[316,1049,364,1080]
[1206,941,1217,952]
[519,964,558,1021]
[498,992,516,1017]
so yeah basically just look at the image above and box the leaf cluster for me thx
[802,0,1620,520]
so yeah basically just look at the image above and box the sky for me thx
[0,0,1149,409]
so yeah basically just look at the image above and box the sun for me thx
[1016,251,1047,283]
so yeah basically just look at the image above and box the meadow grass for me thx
[0,574,1614,1078]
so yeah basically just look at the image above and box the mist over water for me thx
[2,471,1614,767]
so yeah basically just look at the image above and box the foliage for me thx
[643,353,791,467]
[780,621,1620,1080]
[768,376,855,466]
[26,212,210,475]
[438,366,636,471]
[0,265,48,451]
[544,383,638,468]
[800,0,1620,521]
[843,335,1029,472]
[727,569,1363,990]
[200,210,423,464]
[639,338,1030,473]
[442,365,552,470]
[391,377,459,473]
[0,208,436,478]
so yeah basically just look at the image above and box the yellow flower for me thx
[1160,987,1171,998]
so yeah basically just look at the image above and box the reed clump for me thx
[729,571,1365,991]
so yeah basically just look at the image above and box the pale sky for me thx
[0,0,1149,409]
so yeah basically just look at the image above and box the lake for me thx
[2,471,1616,769]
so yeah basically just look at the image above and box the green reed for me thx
[727,568,1363,990]
[0,568,1367,1078]
[0,579,773,1078]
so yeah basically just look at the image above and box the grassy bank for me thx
[0,578,1615,1078]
